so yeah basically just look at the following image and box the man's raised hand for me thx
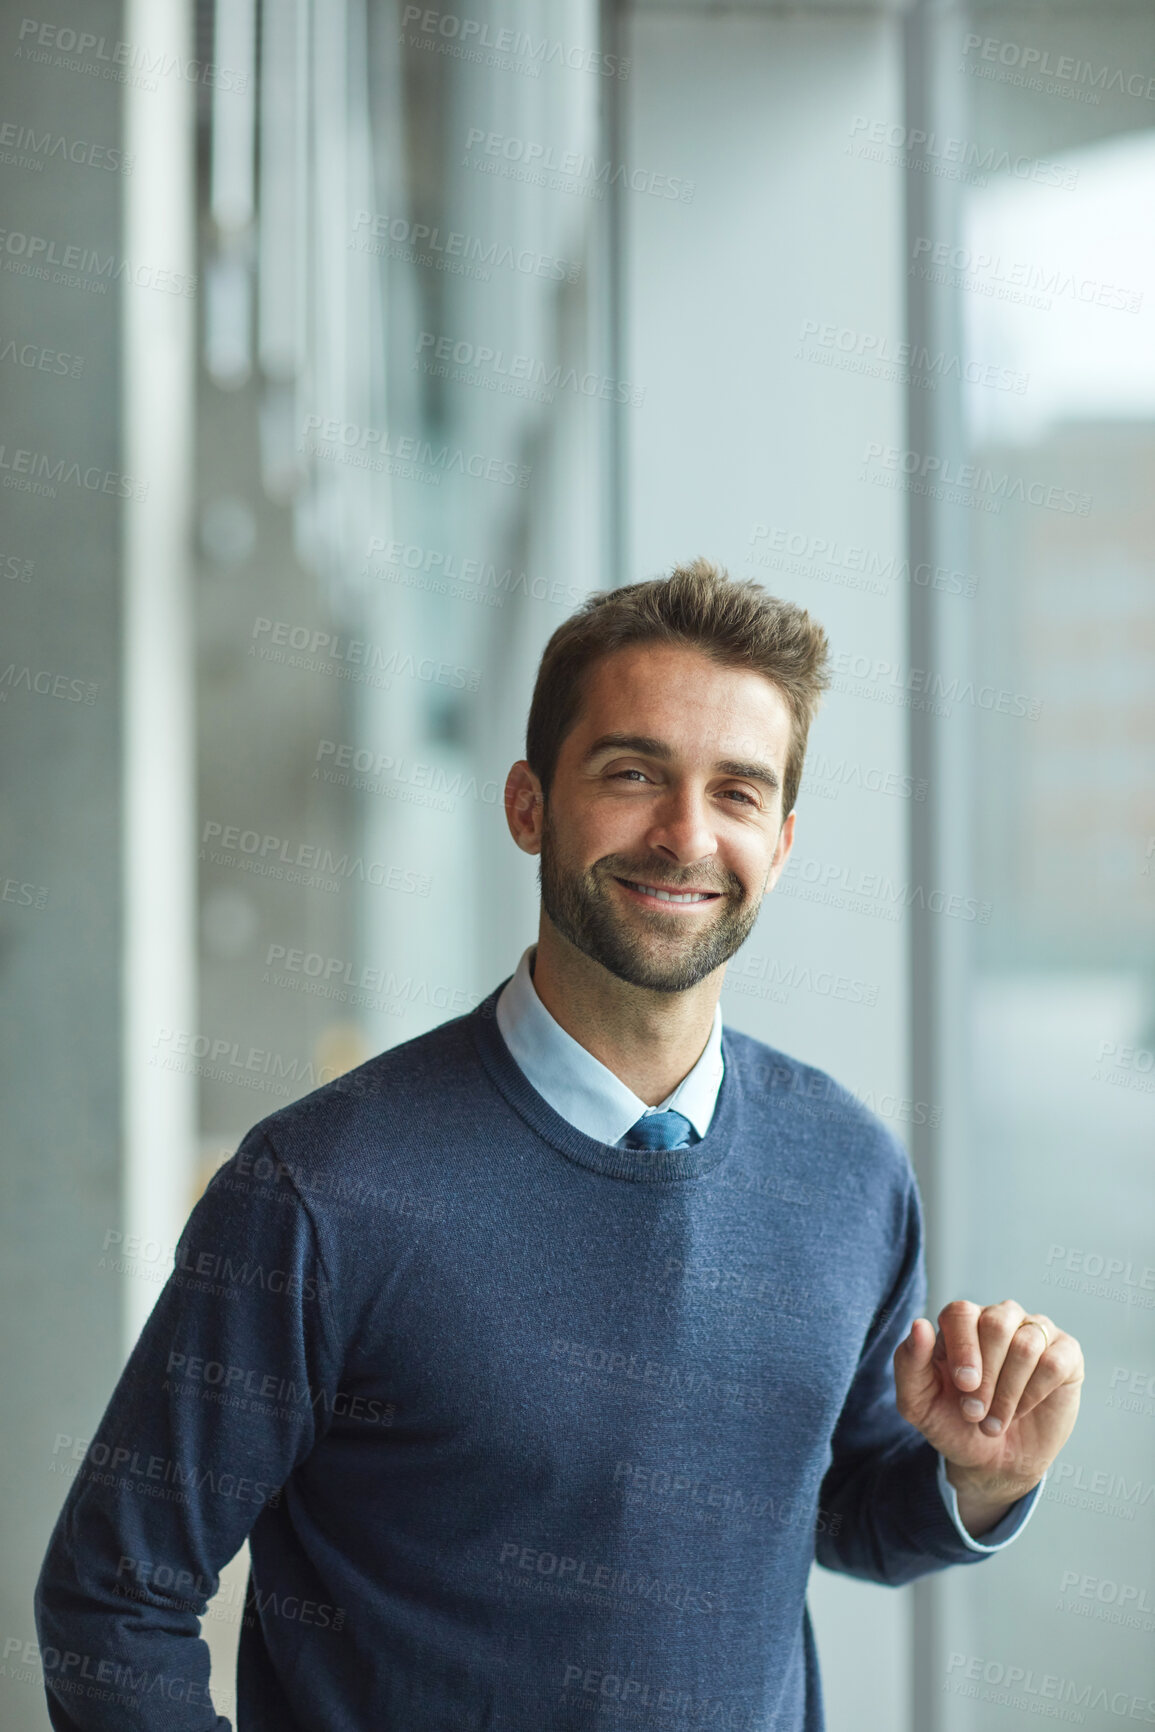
[894,1299,1084,1526]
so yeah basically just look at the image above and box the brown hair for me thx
[525,557,831,820]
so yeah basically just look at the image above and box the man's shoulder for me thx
[723,1022,915,1186]
[243,1003,483,1161]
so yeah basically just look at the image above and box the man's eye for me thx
[611,768,650,783]
[723,789,758,806]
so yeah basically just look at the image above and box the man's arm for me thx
[813,1178,1054,1585]
[33,1128,343,1732]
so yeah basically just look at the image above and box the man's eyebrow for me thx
[716,758,781,793]
[582,733,781,792]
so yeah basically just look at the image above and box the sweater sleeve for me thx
[814,1161,1038,1586]
[32,1127,344,1731]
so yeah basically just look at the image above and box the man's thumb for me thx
[894,1316,938,1406]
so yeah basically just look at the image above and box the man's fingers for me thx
[962,1301,1031,1425]
[930,1299,1084,1449]
[1013,1326,1084,1420]
[935,1299,985,1399]
[979,1314,1054,1434]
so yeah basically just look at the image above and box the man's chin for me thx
[581,919,738,994]
[596,955,718,994]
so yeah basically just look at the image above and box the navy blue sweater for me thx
[35,982,1015,1731]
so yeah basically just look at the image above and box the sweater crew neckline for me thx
[468,979,741,1182]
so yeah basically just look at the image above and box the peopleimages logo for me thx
[164,1350,395,1430]
[559,1660,755,1729]
[0,226,196,296]
[747,524,977,600]
[148,1027,341,1102]
[499,1537,727,1614]
[1,875,48,909]
[201,820,432,898]
[961,32,1155,104]
[0,440,146,500]
[944,1651,1155,1721]
[725,950,880,1009]
[314,740,500,808]
[909,236,1142,315]
[48,1431,281,1510]
[803,753,927,803]
[846,116,1078,189]
[351,209,581,283]
[860,441,1092,516]
[249,616,482,694]
[829,651,1041,721]
[1090,1039,1155,1096]
[401,6,629,79]
[263,943,479,1011]
[0,118,132,173]
[461,128,695,202]
[0,663,98,704]
[1057,1570,1155,1635]
[1042,1241,1155,1312]
[611,1460,843,1537]
[779,855,991,924]
[15,17,250,91]
[1107,1365,1155,1417]
[0,1634,218,1709]
[415,330,645,406]
[115,1556,348,1634]
[795,319,1028,395]
[364,537,592,611]
[0,336,84,377]
[300,413,530,488]
[1047,1459,1155,1520]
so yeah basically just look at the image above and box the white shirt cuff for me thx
[936,1452,1048,1552]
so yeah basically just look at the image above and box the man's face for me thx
[535,642,796,993]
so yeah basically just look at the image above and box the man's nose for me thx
[640,787,719,864]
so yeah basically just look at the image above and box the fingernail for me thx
[980,1415,1003,1436]
[961,1397,985,1419]
[954,1365,981,1390]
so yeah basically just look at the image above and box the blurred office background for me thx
[2,0,1153,1726]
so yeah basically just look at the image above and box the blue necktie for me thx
[618,1109,696,1151]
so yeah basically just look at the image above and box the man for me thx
[36,559,1083,1731]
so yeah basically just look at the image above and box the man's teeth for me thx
[628,882,715,903]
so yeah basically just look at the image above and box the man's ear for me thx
[504,761,545,855]
[765,808,796,888]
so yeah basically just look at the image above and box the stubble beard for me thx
[537,802,764,993]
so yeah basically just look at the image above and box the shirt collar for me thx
[495,943,725,1146]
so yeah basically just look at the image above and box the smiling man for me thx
[35,559,1083,1732]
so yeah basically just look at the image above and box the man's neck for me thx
[529,922,723,1106]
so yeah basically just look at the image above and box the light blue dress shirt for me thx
[496,941,724,1145]
[495,942,1046,1554]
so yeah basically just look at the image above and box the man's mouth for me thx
[614,877,723,907]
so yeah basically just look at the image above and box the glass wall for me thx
[909,5,1155,1727]
[196,0,612,1186]
[1,2,1150,1729]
